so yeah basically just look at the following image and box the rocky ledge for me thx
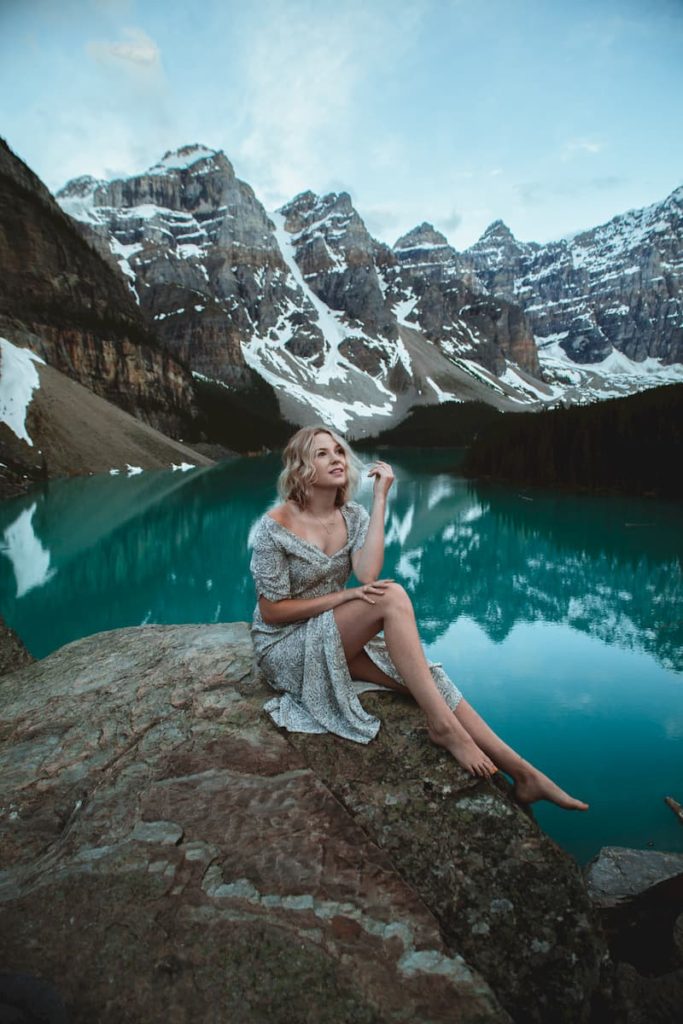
[0,623,616,1022]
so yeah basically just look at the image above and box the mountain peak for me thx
[394,222,449,251]
[147,144,228,175]
[56,174,105,199]
[481,219,516,240]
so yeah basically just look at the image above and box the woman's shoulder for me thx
[343,500,369,522]
[264,503,294,527]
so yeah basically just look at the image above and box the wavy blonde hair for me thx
[277,426,362,508]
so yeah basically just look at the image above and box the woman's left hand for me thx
[368,461,395,499]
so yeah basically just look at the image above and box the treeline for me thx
[358,400,501,448]
[192,374,296,452]
[462,384,683,499]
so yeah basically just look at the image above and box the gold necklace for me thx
[308,508,338,534]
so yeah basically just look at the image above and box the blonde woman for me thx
[250,426,588,810]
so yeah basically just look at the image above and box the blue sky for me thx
[1,0,682,248]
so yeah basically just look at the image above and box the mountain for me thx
[55,144,682,435]
[387,221,541,378]
[57,146,560,435]
[0,138,199,439]
[466,189,683,398]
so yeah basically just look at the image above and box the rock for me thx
[585,846,683,908]
[58,149,552,432]
[0,972,68,1024]
[288,696,602,1024]
[281,190,398,343]
[58,147,321,391]
[0,624,508,1023]
[0,623,607,1022]
[0,616,35,676]
[610,961,683,1024]
[391,222,541,378]
[585,847,683,980]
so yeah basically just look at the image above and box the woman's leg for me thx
[334,584,497,777]
[339,586,588,810]
[348,649,410,694]
[454,700,589,810]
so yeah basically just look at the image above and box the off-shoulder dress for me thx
[249,500,462,743]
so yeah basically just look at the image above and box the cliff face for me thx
[467,189,683,367]
[58,145,312,388]
[0,138,198,437]
[0,622,606,1023]
[388,223,541,378]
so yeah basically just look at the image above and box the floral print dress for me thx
[249,500,463,743]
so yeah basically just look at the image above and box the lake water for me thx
[1,449,681,864]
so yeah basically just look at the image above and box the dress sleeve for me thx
[250,520,291,601]
[349,502,370,553]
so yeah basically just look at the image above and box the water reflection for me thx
[0,452,681,676]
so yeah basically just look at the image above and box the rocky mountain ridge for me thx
[57,145,566,434]
[57,144,682,434]
[464,187,683,378]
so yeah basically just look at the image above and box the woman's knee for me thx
[382,581,414,613]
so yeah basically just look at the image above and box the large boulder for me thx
[0,623,606,1022]
[584,846,683,1021]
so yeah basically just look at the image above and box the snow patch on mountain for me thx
[269,210,356,386]
[0,338,46,447]
[538,335,683,402]
[148,144,219,174]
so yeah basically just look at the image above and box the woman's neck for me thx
[301,489,338,517]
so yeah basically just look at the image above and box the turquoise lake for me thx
[1,449,681,864]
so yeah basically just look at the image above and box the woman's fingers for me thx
[367,461,394,478]
[359,579,394,603]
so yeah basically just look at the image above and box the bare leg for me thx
[343,595,588,810]
[454,700,589,811]
[335,585,497,778]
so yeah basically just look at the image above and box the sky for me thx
[1,0,682,249]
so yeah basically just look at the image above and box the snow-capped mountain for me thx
[57,146,683,432]
[465,188,683,399]
[57,146,561,433]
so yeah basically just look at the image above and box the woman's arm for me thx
[259,582,389,626]
[351,461,395,583]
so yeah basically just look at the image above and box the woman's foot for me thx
[428,720,498,778]
[513,765,589,811]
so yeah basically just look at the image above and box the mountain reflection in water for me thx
[0,451,680,671]
[0,450,681,862]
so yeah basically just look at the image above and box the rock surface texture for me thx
[0,623,607,1023]
[0,139,199,440]
[389,222,541,378]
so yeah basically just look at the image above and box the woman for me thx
[250,425,588,810]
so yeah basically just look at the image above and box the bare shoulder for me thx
[266,502,295,527]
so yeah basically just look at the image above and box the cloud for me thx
[561,137,605,160]
[234,0,426,208]
[87,27,161,70]
[514,176,624,206]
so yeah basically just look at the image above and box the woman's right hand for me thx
[350,580,393,605]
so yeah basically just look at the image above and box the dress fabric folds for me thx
[249,500,463,744]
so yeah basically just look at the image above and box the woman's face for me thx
[310,432,347,488]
